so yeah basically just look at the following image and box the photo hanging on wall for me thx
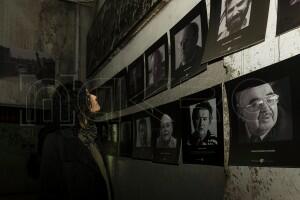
[127,55,145,106]
[181,84,224,165]
[276,0,300,36]
[225,54,300,167]
[152,101,181,164]
[113,69,128,111]
[119,115,133,157]
[202,0,270,63]
[170,0,208,88]
[132,110,154,160]
[96,120,119,156]
[145,34,169,99]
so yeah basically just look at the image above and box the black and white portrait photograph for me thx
[127,55,144,105]
[132,110,153,160]
[234,79,292,144]
[135,117,152,148]
[181,84,224,165]
[113,69,128,111]
[187,99,218,147]
[152,102,181,164]
[145,34,168,99]
[202,0,270,63]
[276,0,300,36]
[170,1,208,88]
[225,55,300,167]
[119,119,133,157]
[217,0,252,41]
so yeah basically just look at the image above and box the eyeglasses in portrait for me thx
[225,55,300,167]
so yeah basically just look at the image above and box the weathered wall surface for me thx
[0,0,77,81]
[92,0,300,199]
[223,0,300,199]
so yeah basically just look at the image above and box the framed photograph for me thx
[225,54,300,167]
[276,0,300,36]
[202,0,270,63]
[145,34,169,99]
[152,102,181,164]
[181,84,224,165]
[170,1,208,88]
[132,110,153,160]
[127,55,145,106]
[113,69,128,111]
[119,116,133,157]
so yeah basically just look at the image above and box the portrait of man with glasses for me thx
[235,79,293,143]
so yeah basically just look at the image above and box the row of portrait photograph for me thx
[97,84,224,166]
[93,0,300,113]
[97,53,300,167]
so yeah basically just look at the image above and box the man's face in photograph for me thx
[179,24,198,65]
[160,114,173,142]
[237,83,279,137]
[226,0,250,33]
[193,108,210,135]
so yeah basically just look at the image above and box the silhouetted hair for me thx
[52,80,90,128]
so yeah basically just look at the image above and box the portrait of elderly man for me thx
[187,101,218,147]
[156,114,177,148]
[218,0,252,41]
[177,22,202,70]
[235,80,292,143]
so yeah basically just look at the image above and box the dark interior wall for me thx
[0,0,77,199]
[90,0,228,199]
[0,0,77,81]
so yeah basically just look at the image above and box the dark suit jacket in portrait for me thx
[177,46,205,73]
[187,130,218,147]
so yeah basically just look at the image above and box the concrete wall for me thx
[0,0,78,81]
[92,0,300,199]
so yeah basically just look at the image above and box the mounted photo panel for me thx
[132,109,154,160]
[202,0,270,63]
[181,84,224,165]
[127,55,145,106]
[145,34,169,99]
[225,54,300,167]
[170,1,208,88]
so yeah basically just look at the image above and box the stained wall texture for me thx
[0,0,78,81]
[92,0,300,199]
